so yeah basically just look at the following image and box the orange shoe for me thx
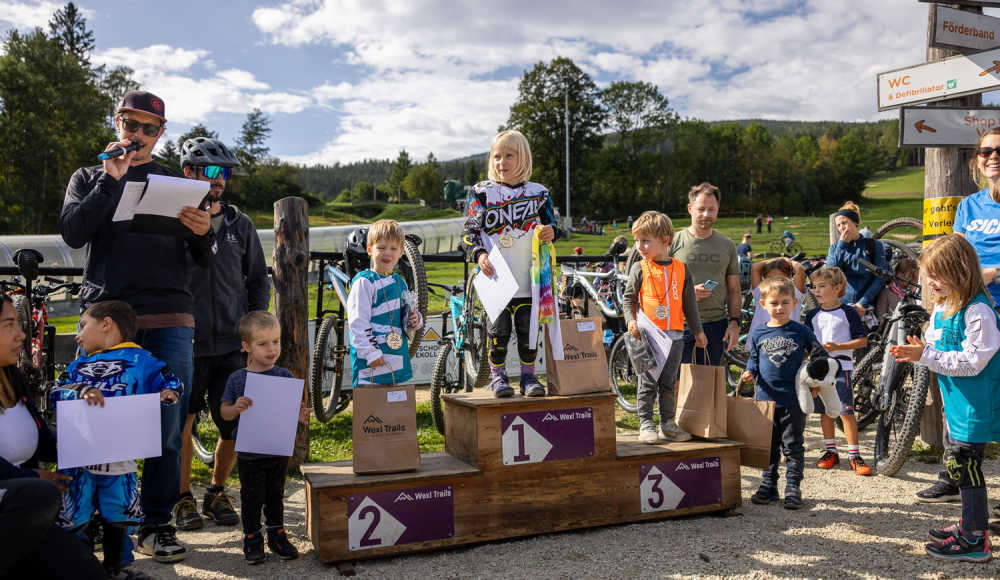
[850,455,872,476]
[817,450,840,469]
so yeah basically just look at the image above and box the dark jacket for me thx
[0,368,58,481]
[189,202,271,357]
[59,162,217,316]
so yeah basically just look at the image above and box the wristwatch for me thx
[729,317,742,326]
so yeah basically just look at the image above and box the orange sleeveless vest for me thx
[640,258,686,332]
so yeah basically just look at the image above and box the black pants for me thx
[762,405,807,490]
[238,456,289,534]
[487,297,535,368]
[191,350,243,440]
[0,478,105,580]
[756,222,762,234]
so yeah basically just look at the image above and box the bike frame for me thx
[560,264,624,319]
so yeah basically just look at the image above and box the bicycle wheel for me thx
[723,346,751,397]
[398,238,428,358]
[788,242,803,255]
[843,345,883,432]
[608,334,638,413]
[463,270,492,388]
[881,239,919,269]
[769,241,783,255]
[310,316,347,423]
[191,409,215,467]
[875,218,922,258]
[873,362,930,477]
[429,339,464,435]
[11,295,33,381]
[801,290,818,322]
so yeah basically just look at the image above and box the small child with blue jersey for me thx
[741,277,823,510]
[51,300,181,580]
[891,235,1000,563]
[347,219,423,387]
[805,266,871,476]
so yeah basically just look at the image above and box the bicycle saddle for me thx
[607,240,628,256]
[12,248,43,281]
[900,304,925,316]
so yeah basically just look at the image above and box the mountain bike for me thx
[769,239,802,256]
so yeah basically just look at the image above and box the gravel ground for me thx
[130,416,1000,580]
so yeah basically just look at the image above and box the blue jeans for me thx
[134,326,194,527]
[680,318,729,371]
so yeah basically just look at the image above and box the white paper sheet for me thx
[234,373,304,457]
[637,310,673,379]
[57,393,162,469]
[112,182,147,222]
[473,245,518,324]
[132,174,210,218]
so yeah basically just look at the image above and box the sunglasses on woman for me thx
[119,118,163,137]
[199,166,232,180]
[977,147,1000,158]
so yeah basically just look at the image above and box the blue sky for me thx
[3,0,997,165]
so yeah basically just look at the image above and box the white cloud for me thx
[0,0,92,30]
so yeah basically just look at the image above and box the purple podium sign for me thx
[347,485,454,551]
[639,457,722,513]
[500,407,595,465]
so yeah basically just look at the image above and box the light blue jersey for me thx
[347,270,414,386]
[953,188,1000,305]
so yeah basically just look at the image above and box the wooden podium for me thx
[302,391,743,564]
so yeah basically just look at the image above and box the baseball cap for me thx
[117,90,167,122]
[574,247,583,252]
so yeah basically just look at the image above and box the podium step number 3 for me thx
[640,457,722,513]
[501,407,595,465]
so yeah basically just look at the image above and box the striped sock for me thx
[824,439,837,454]
[848,445,860,459]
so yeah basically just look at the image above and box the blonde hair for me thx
[631,211,674,244]
[367,219,404,248]
[239,311,280,344]
[969,127,1000,201]
[810,266,847,298]
[758,277,796,301]
[919,234,993,318]
[488,130,533,184]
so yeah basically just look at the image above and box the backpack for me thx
[863,238,892,269]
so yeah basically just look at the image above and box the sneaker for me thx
[519,374,545,397]
[106,562,153,580]
[203,490,240,526]
[751,485,780,505]
[172,494,203,530]
[783,486,803,510]
[925,529,992,563]
[658,420,692,442]
[135,525,186,563]
[266,527,299,560]
[489,374,514,398]
[929,520,962,542]
[849,455,872,476]
[817,450,839,469]
[638,423,659,445]
[244,531,266,565]
[915,480,961,503]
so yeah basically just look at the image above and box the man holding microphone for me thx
[60,91,216,564]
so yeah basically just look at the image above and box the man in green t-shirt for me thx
[668,183,741,367]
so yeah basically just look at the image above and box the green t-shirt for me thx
[668,228,739,323]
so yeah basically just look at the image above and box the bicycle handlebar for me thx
[858,258,921,293]
[427,282,465,295]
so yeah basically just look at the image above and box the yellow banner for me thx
[923,196,964,246]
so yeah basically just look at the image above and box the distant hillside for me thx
[709,118,894,138]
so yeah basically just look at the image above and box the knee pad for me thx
[944,446,986,489]
[69,520,93,548]
[488,336,508,366]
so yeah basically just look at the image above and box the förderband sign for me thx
[898,106,1000,147]
[877,46,1000,111]
[930,5,1000,53]
[919,1,1000,8]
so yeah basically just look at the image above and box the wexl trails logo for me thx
[361,415,406,436]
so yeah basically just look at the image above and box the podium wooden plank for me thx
[616,437,743,460]
[301,452,482,490]
[441,390,616,408]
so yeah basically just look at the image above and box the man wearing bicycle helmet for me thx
[174,138,270,533]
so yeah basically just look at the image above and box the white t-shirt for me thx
[804,303,868,371]
[0,402,39,467]
[749,286,804,336]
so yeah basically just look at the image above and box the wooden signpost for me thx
[919,0,1000,8]
[898,105,1000,147]
[929,4,1000,52]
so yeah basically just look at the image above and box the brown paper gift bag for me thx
[675,348,728,438]
[352,383,420,474]
[726,385,776,469]
[544,317,609,396]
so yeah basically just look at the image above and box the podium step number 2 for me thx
[501,407,595,465]
[348,485,455,551]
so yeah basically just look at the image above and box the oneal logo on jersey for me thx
[484,198,540,234]
[364,415,382,424]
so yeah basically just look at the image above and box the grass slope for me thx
[864,167,925,195]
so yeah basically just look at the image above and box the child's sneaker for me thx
[243,531,266,565]
[106,562,152,580]
[751,485,779,505]
[519,374,545,397]
[638,422,659,445]
[658,420,692,442]
[849,455,872,476]
[925,529,992,563]
[489,374,514,398]
[928,520,962,542]
[915,480,960,503]
[783,486,803,510]
[817,450,839,469]
[266,526,299,560]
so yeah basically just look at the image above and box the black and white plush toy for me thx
[796,342,842,418]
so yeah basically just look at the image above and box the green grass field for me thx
[864,166,925,195]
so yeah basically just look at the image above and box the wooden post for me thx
[919,2,982,449]
[273,196,311,466]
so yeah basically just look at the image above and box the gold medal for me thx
[654,305,669,320]
[499,233,514,248]
[386,332,403,350]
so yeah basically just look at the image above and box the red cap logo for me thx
[150,98,162,111]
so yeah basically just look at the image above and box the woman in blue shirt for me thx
[954,127,1000,309]
[826,201,887,321]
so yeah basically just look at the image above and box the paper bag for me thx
[675,349,727,438]
[352,384,420,474]
[726,390,775,469]
[544,317,609,396]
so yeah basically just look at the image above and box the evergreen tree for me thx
[236,108,271,173]
[176,123,219,150]
[387,150,412,198]
[98,66,140,124]
[155,140,180,172]
[464,159,480,185]
[49,2,94,64]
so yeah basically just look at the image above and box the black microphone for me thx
[98,141,140,161]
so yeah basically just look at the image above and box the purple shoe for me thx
[520,374,545,397]
[489,374,514,398]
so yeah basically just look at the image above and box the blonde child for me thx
[748,257,806,333]
[891,235,1000,563]
[804,267,870,475]
[460,130,564,398]
[622,211,705,443]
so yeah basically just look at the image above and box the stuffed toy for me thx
[796,341,842,418]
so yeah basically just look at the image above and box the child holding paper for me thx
[220,311,310,565]
[460,130,565,398]
[50,300,181,580]
[622,211,705,444]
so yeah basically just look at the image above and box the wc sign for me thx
[877,45,1000,111]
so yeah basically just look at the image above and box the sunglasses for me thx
[119,118,162,137]
[977,147,1000,158]
[200,166,232,180]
